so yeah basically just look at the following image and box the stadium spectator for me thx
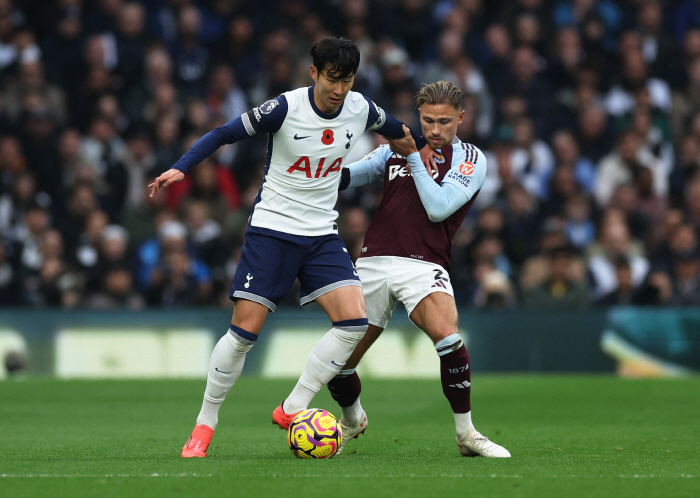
[338,206,369,263]
[121,127,158,210]
[669,135,700,208]
[59,128,91,190]
[655,223,700,274]
[605,50,672,119]
[2,60,67,125]
[587,213,650,299]
[481,23,512,91]
[206,64,247,123]
[211,15,255,68]
[0,240,20,305]
[673,0,700,44]
[19,107,64,207]
[183,200,227,282]
[595,255,638,306]
[13,201,50,274]
[563,192,596,249]
[648,208,685,264]
[0,135,27,192]
[388,0,434,61]
[152,113,182,175]
[123,46,174,125]
[595,131,667,207]
[167,155,240,226]
[145,247,211,306]
[503,45,553,138]
[542,164,582,219]
[473,264,516,309]
[519,216,586,291]
[548,27,583,93]
[420,30,494,138]
[0,0,699,311]
[552,0,622,52]
[95,224,132,275]
[74,209,109,284]
[551,130,596,195]
[137,219,209,295]
[669,248,700,305]
[0,170,50,243]
[575,104,614,163]
[511,116,555,199]
[142,81,184,126]
[79,115,128,219]
[169,5,209,98]
[521,244,591,310]
[634,268,674,305]
[84,264,144,309]
[113,2,147,92]
[502,182,542,268]
[22,228,76,307]
[683,176,700,234]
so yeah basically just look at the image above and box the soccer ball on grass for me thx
[287,408,342,459]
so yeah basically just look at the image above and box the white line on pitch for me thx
[0,473,213,478]
[0,474,696,479]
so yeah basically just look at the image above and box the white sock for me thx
[196,328,256,429]
[454,411,477,440]
[340,397,364,426]
[283,320,368,413]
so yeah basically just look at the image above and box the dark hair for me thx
[310,36,360,79]
[548,244,577,259]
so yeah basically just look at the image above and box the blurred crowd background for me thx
[1,0,700,310]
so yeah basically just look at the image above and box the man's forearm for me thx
[407,153,468,222]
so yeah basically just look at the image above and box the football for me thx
[287,408,342,459]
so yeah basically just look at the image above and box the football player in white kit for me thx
[149,37,425,457]
[328,81,511,458]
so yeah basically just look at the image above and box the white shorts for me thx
[355,256,454,329]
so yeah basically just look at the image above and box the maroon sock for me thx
[327,372,362,407]
[440,344,471,413]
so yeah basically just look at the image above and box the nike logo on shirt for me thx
[294,134,310,140]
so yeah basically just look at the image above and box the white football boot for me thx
[456,431,511,458]
[336,410,368,455]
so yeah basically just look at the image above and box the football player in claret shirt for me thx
[149,36,429,457]
[328,81,511,458]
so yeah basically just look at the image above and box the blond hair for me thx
[415,81,464,109]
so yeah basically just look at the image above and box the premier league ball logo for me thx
[259,99,279,115]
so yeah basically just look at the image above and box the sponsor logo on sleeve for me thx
[259,99,279,115]
[362,148,379,160]
[372,101,384,126]
[458,161,474,175]
[446,169,471,188]
[253,107,262,122]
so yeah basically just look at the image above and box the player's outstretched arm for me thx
[386,124,419,158]
[339,145,392,190]
[148,97,288,198]
[149,169,185,197]
[365,98,438,173]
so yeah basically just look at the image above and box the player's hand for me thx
[419,144,441,176]
[387,124,418,158]
[148,169,185,197]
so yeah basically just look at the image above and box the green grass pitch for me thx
[1,376,698,498]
